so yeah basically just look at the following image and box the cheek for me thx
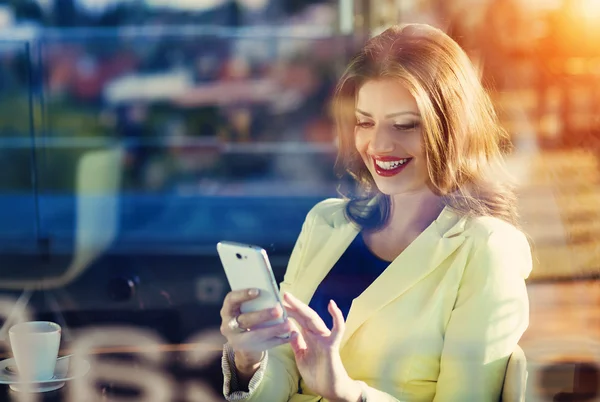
[405,134,424,157]
[354,131,367,154]
[412,139,429,178]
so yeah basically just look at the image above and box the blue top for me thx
[308,233,391,329]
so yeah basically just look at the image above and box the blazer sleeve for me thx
[432,227,532,401]
[222,205,321,402]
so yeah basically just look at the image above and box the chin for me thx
[371,176,429,197]
[372,181,415,196]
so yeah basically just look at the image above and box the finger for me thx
[288,318,305,348]
[283,292,329,334]
[236,305,284,330]
[234,319,293,346]
[221,288,260,318]
[329,299,345,346]
[284,308,326,335]
[282,321,305,356]
[284,307,330,335]
[229,333,290,353]
[288,331,306,356]
[261,334,294,351]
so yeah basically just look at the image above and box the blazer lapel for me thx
[292,204,360,304]
[340,207,468,348]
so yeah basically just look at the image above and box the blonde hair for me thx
[333,23,518,230]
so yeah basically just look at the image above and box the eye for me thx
[393,122,420,131]
[355,121,374,129]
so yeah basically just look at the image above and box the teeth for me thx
[375,158,410,170]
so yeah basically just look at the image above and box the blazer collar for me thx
[341,206,467,348]
[291,198,468,349]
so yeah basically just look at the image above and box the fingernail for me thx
[248,288,260,296]
[291,331,298,339]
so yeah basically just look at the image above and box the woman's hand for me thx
[282,292,363,402]
[220,289,293,378]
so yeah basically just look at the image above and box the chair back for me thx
[502,344,528,402]
[0,146,123,290]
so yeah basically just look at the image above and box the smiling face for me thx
[354,79,430,196]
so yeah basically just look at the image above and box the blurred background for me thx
[0,0,598,400]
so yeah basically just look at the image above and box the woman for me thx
[219,23,531,402]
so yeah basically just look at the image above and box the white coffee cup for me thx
[9,321,61,382]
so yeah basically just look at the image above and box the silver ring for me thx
[228,315,249,333]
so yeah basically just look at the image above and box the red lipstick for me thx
[372,156,412,177]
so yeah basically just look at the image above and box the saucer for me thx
[0,355,90,393]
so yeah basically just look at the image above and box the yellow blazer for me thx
[246,198,531,402]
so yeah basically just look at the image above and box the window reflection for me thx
[0,1,597,400]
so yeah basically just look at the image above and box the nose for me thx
[367,126,395,154]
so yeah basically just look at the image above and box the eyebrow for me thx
[355,109,420,119]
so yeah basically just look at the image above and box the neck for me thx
[385,189,445,235]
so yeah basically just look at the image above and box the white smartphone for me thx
[217,241,289,335]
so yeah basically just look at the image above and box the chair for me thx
[0,146,123,291]
[502,345,528,402]
[0,146,123,342]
